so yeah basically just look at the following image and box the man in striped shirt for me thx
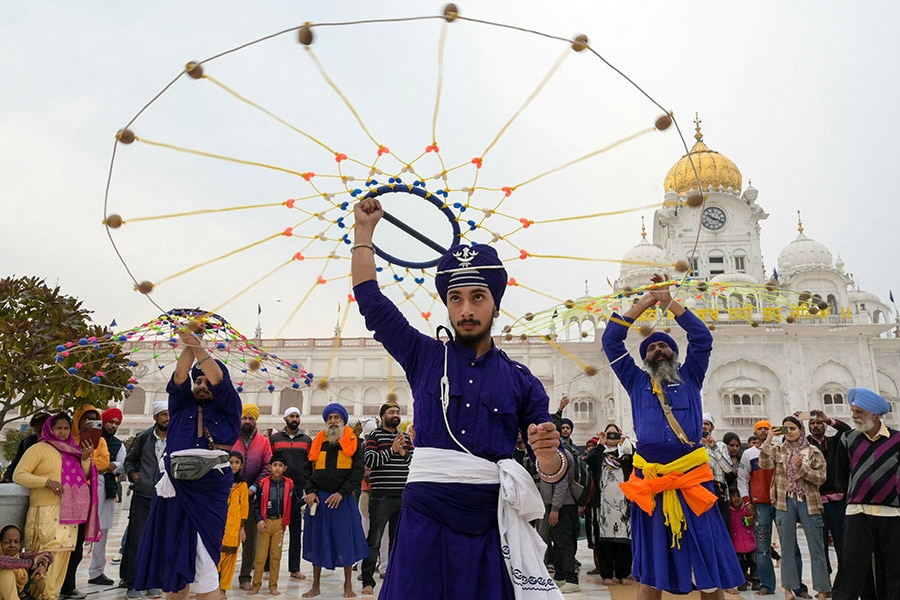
[833,388,899,600]
[360,403,412,596]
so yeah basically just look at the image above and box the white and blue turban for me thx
[435,244,508,308]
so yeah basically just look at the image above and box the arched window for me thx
[363,387,383,415]
[821,383,850,415]
[573,399,594,422]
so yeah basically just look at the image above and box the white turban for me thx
[283,406,301,418]
[153,401,168,416]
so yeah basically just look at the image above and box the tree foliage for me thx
[0,276,131,427]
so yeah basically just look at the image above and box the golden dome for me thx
[663,117,742,195]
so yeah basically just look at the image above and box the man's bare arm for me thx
[176,330,222,386]
[351,198,383,288]
[172,332,196,386]
[622,273,685,320]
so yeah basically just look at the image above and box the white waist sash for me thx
[409,447,564,600]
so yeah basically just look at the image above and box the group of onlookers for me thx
[541,388,897,600]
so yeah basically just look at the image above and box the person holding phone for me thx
[759,417,830,600]
[584,424,634,586]
[60,406,110,599]
[800,409,850,576]
[13,412,101,600]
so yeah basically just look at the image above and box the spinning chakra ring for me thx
[362,183,462,270]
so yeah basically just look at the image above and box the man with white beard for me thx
[833,388,899,600]
[300,403,368,599]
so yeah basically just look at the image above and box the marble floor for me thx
[70,500,828,600]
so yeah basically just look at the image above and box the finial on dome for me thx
[584,279,590,296]
[694,112,703,142]
[641,216,647,239]
[797,210,804,234]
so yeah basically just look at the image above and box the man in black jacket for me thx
[269,406,312,580]
[120,402,168,598]
[803,408,850,574]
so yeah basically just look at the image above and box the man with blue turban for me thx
[833,388,898,600]
[350,197,568,599]
[135,329,242,599]
[601,274,744,600]
[300,403,368,598]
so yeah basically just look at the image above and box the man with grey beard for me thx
[602,274,744,600]
[301,403,368,598]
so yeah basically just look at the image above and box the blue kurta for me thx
[134,368,242,593]
[355,279,552,599]
[602,309,744,594]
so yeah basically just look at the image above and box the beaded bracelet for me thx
[536,449,567,481]
[351,243,376,253]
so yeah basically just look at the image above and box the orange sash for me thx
[619,448,717,548]
[620,463,717,517]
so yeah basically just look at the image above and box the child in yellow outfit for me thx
[218,451,249,597]
[249,452,293,596]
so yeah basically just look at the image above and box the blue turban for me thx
[561,418,574,430]
[435,244,508,308]
[191,358,227,382]
[639,332,678,361]
[322,402,349,424]
[848,388,892,416]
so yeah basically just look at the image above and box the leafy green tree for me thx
[2,428,29,463]
[0,276,131,427]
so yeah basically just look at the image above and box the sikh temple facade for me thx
[116,122,900,444]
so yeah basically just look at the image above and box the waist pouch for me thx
[170,451,230,481]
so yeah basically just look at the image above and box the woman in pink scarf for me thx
[759,416,829,600]
[13,413,101,600]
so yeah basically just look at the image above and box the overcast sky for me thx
[2,2,898,340]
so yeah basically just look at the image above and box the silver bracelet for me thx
[536,450,567,481]
[196,354,212,366]
[350,243,375,253]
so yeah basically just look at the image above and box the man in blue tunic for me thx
[601,275,744,600]
[351,197,568,600]
[135,329,242,599]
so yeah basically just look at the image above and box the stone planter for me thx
[0,483,31,532]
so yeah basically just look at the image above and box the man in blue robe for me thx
[135,329,242,599]
[350,197,567,600]
[602,274,744,600]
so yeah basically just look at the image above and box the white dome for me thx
[619,238,667,279]
[710,271,759,285]
[777,233,833,273]
[848,289,882,305]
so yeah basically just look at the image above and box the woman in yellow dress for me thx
[13,413,101,600]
